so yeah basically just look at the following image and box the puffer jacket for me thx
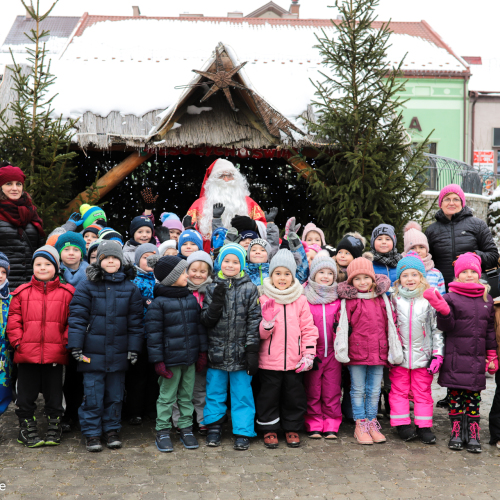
[425,206,499,287]
[309,301,341,359]
[68,264,143,373]
[201,272,261,372]
[0,220,44,290]
[145,285,207,367]
[7,276,74,364]
[437,289,496,391]
[259,294,318,371]
[372,261,398,287]
[122,240,138,266]
[335,275,397,366]
[391,292,444,370]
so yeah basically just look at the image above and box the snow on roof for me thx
[469,58,500,92]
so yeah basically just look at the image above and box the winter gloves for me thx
[213,203,225,219]
[141,188,159,209]
[486,350,499,374]
[206,282,226,321]
[68,212,84,228]
[423,288,451,316]
[196,352,208,372]
[285,217,301,240]
[261,298,279,330]
[245,345,260,376]
[427,355,444,375]
[182,215,193,229]
[231,215,257,233]
[155,362,173,379]
[295,353,315,373]
[71,349,84,362]
[128,351,138,365]
[264,207,278,224]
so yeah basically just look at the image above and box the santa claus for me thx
[187,159,267,252]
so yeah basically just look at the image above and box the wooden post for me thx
[64,151,153,215]
[287,155,312,179]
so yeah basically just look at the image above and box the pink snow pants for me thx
[389,367,434,428]
[304,353,342,432]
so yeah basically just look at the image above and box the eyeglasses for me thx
[442,197,462,205]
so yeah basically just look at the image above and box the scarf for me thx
[402,251,435,272]
[0,280,9,300]
[448,281,486,298]
[372,249,402,268]
[187,276,213,294]
[61,261,89,287]
[334,293,403,366]
[304,279,338,305]
[261,277,304,305]
[0,193,44,237]
[154,283,190,298]
[397,286,424,300]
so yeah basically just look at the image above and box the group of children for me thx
[0,185,498,455]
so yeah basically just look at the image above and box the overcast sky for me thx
[0,0,498,62]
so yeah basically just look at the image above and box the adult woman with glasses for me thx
[425,184,498,289]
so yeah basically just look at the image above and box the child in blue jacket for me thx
[0,252,12,419]
[371,224,402,288]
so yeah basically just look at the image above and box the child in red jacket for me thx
[7,245,74,448]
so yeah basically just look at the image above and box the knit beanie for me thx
[218,243,247,271]
[302,223,326,246]
[158,239,177,256]
[396,250,427,280]
[82,224,102,238]
[55,231,87,258]
[129,216,154,239]
[0,164,25,186]
[80,203,107,229]
[304,243,322,254]
[347,257,376,284]
[403,221,429,254]
[371,224,397,249]
[160,212,184,233]
[160,212,180,223]
[87,239,102,263]
[454,252,481,278]
[0,251,10,276]
[187,250,214,272]
[178,229,203,252]
[96,240,123,266]
[336,232,366,259]
[321,244,337,258]
[98,227,123,244]
[247,238,271,259]
[32,245,60,272]
[240,230,259,241]
[134,243,159,266]
[151,255,188,286]
[310,252,337,282]
[439,184,466,208]
[269,249,297,277]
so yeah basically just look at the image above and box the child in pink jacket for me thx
[303,253,342,439]
[335,257,403,445]
[256,249,319,449]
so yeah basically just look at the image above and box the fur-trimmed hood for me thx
[86,263,137,283]
[337,274,391,299]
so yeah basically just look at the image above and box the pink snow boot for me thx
[354,419,373,445]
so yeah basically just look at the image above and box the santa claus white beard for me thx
[198,177,250,238]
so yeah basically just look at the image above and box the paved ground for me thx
[1,377,500,500]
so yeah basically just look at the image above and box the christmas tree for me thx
[0,0,78,231]
[302,0,431,247]
[488,187,500,248]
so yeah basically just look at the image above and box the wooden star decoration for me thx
[193,49,248,112]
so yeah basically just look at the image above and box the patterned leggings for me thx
[447,388,481,417]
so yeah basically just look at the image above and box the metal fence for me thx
[424,154,483,195]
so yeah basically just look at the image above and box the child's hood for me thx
[338,274,391,299]
[86,263,137,283]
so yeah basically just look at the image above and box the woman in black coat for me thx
[425,184,499,288]
[0,162,44,289]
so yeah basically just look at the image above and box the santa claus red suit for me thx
[187,159,267,252]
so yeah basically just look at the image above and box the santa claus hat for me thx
[199,159,238,199]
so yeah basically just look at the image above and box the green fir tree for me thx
[0,0,78,231]
[302,0,432,247]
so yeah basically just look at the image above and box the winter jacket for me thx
[132,268,156,319]
[437,291,497,391]
[122,240,138,266]
[425,206,499,287]
[7,277,74,365]
[426,268,446,295]
[0,288,12,405]
[259,294,318,371]
[145,285,208,367]
[60,261,89,287]
[0,220,44,290]
[391,293,444,370]
[335,275,397,366]
[192,290,205,307]
[372,261,398,288]
[68,264,144,373]
[201,272,261,372]
[308,301,341,359]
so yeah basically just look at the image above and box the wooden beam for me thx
[64,151,153,215]
[287,155,312,180]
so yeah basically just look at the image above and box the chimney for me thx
[179,13,204,18]
[132,6,141,17]
[290,1,300,17]
[228,12,244,18]
[25,7,32,19]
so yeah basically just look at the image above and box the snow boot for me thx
[416,426,436,444]
[448,414,464,450]
[396,424,418,442]
[44,416,62,446]
[368,419,386,443]
[464,415,482,453]
[354,419,373,445]
[18,417,44,448]
[206,424,222,447]
[86,436,102,452]
[102,430,122,449]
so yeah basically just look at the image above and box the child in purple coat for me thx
[425,252,498,453]
[303,253,342,439]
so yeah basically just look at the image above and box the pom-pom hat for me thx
[396,251,426,280]
[79,204,107,229]
[403,221,429,254]
[336,232,366,259]
[454,252,481,278]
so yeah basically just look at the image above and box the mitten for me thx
[230,215,257,233]
[196,352,208,372]
[71,348,84,362]
[155,362,173,379]
[224,227,241,245]
[182,215,193,229]
[264,207,278,223]
[261,298,279,329]
[423,288,450,316]
[287,231,302,252]
[295,353,315,373]
[213,203,225,218]
[427,355,443,375]
[486,350,499,374]
[128,351,138,365]
[68,212,84,227]
[284,217,301,240]
[212,282,227,306]
[140,188,159,209]
[245,346,260,376]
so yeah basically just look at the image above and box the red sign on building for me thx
[473,150,494,167]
